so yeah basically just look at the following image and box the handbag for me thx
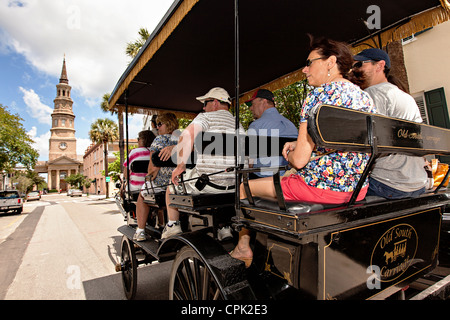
[431,159,450,187]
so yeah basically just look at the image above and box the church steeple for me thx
[49,56,76,162]
[59,55,69,84]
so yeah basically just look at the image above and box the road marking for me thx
[1,215,23,231]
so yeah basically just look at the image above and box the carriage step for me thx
[118,225,161,259]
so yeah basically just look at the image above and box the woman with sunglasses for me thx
[133,112,179,241]
[231,36,376,267]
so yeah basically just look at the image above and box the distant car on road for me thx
[26,191,41,201]
[0,190,23,215]
[69,189,82,197]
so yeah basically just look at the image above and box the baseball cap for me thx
[245,89,274,106]
[196,87,231,104]
[353,48,391,68]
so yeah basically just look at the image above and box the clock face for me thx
[59,142,67,150]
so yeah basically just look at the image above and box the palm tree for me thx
[26,170,46,191]
[89,118,119,198]
[125,27,150,59]
[100,93,124,169]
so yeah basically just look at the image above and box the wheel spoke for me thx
[175,264,191,300]
[194,259,203,300]
[201,266,211,300]
[170,247,225,300]
[213,288,221,300]
[183,259,197,300]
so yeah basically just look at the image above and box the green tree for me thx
[274,79,310,128]
[125,27,150,59]
[12,170,46,194]
[234,80,310,131]
[107,147,136,182]
[65,173,87,189]
[26,170,46,191]
[12,173,32,194]
[89,118,119,198]
[100,93,125,169]
[0,104,39,172]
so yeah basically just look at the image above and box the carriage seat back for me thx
[308,104,450,156]
[241,104,450,215]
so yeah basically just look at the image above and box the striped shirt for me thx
[123,147,151,191]
[190,110,245,187]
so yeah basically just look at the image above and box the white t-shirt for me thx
[366,82,427,192]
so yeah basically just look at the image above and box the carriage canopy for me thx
[109,0,450,116]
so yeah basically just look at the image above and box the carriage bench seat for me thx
[142,191,166,206]
[126,159,167,207]
[238,104,450,237]
[125,190,141,202]
[240,195,386,215]
[169,192,235,211]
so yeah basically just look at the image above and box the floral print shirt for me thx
[149,134,178,188]
[296,81,376,192]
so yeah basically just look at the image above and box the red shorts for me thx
[281,174,368,204]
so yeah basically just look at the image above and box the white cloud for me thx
[0,0,174,103]
[19,87,53,124]
[77,137,92,156]
[128,114,146,139]
[27,126,50,161]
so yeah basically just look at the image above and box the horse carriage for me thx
[109,0,450,300]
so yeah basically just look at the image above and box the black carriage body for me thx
[240,194,447,300]
[110,0,450,301]
[237,104,450,300]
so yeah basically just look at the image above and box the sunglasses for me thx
[157,122,163,127]
[305,57,323,67]
[203,99,215,107]
[352,60,374,69]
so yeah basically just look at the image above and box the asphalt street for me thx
[0,193,171,300]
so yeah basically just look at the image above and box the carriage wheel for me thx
[169,246,225,300]
[120,236,137,299]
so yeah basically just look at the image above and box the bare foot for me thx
[230,245,253,268]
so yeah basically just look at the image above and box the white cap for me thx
[196,87,231,104]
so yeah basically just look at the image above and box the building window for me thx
[413,94,429,124]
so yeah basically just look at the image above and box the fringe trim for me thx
[115,105,197,120]
[352,5,450,54]
[241,5,450,103]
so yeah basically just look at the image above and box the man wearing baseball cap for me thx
[245,89,298,178]
[162,87,245,240]
[352,48,427,199]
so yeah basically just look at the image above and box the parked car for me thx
[0,190,23,215]
[26,191,41,201]
[67,189,73,196]
[69,189,82,197]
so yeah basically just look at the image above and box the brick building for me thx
[83,139,137,196]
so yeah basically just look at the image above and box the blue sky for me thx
[0,0,174,161]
